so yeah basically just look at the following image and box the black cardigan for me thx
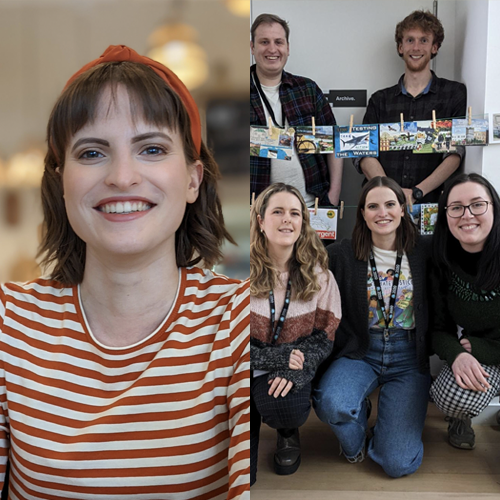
[317,236,432,377]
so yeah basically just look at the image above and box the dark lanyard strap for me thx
[269,279,292,344]
[251,67,286,128]
[369,251,403,331]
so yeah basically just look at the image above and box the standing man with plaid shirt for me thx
[357,10,467,205]
[250,13,343,207]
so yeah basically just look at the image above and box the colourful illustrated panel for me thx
[452,118,488,146]
[492,113,500,143]
[379,122,417,151]
[414,119,455,154]
[308,208,338,240]
[250,125,294,161]
[295,125,334,154]
[420,203,438,235]
[367,269,414,329]
[335,124,379,158]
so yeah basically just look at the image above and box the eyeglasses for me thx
[445,201,492,218]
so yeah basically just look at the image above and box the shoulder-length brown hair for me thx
[352,176,418,261]
[250,183,328,301]
[39,61,234,285]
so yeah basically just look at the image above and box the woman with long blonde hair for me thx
[250,183,341,485]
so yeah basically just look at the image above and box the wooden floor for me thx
[251,397,500,499]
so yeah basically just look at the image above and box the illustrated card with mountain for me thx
[379,122,417,151]
[452,118,488,147]
[295,125,334,154]
[250,125,295,161]
[413,119,455,154]
[335,124,379,158]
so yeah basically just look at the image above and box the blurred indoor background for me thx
[0,0,250,282]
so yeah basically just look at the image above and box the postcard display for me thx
[250,112,495,239]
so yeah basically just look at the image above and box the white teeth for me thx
[99,201,152,214]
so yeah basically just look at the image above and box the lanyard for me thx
[269,279,292,345]
[251,67,286,128]
[369,251,403,332]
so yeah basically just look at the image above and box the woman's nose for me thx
[105,155,141,189]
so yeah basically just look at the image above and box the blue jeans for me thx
[313,329,430,478]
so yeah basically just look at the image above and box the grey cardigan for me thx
[318,236,432,377]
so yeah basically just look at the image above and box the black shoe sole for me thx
[274,455,301,475]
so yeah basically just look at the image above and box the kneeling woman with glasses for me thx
[430,173,500,450]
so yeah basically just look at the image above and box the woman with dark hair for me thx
[250,183,341,484]
[0,46,249,499]
[429,173,500,451]
[314,176,432,478]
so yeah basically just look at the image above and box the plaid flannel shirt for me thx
[355,72,467,203]
[250,65,337,205]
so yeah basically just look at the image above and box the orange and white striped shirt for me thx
[0,267,250,500]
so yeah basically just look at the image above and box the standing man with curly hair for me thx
[356,10,467,205]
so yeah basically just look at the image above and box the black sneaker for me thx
[446,416,475,450]
[274,428,301,475]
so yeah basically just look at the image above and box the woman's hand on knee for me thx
[268,377,294,398]
[459,337,472,353]
[289,349,304,370]
[452,353,491,392]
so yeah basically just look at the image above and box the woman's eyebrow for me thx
[131,132,173,144]
[71,137,109,153]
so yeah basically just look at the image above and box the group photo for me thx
[250,1,500,499]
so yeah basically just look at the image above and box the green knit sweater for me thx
[430,258,500,367]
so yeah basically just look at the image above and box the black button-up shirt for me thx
[355,72,467,203]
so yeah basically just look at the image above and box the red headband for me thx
[64,45,202,155]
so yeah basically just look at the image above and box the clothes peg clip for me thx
[314,197,319,216]
[312,116,316,135]
[268,117,273,136]
[349,115,354,134]
[340,200,344,219]
[432,110,436,129]
[468,106,472,126]
[400,113,404,132]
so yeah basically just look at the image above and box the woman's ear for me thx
[186,160,203,204]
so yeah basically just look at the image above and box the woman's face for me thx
[446,181,494,253]
[362,186,404,242]
[258,191,303,254]
[62,85,202,263]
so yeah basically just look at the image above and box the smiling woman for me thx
[0,46,249,499]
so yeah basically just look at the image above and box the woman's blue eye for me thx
[80,150,103,159]
[142,146,165,155]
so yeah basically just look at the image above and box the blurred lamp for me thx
[6,149,44,187]
[225,0,250,17]
[147,23,208,90]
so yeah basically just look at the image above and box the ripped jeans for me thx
[313,329,430,478]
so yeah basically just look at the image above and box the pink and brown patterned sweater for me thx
[251,267,341,390]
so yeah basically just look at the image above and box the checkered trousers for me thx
[430,363,500,418]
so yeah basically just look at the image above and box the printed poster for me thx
[420,204,438,235]
[250,125,295,161]
[379,122,417,151]
[308,208,338,240]
[414,119,455,154]
[295,125,334,154]
[335,124,379,158]
[452,118,488,147]
[491,113,500,144]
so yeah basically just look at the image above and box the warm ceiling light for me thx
[6,149,44,187]
[225,0,250,17]
[147,22,208,90]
